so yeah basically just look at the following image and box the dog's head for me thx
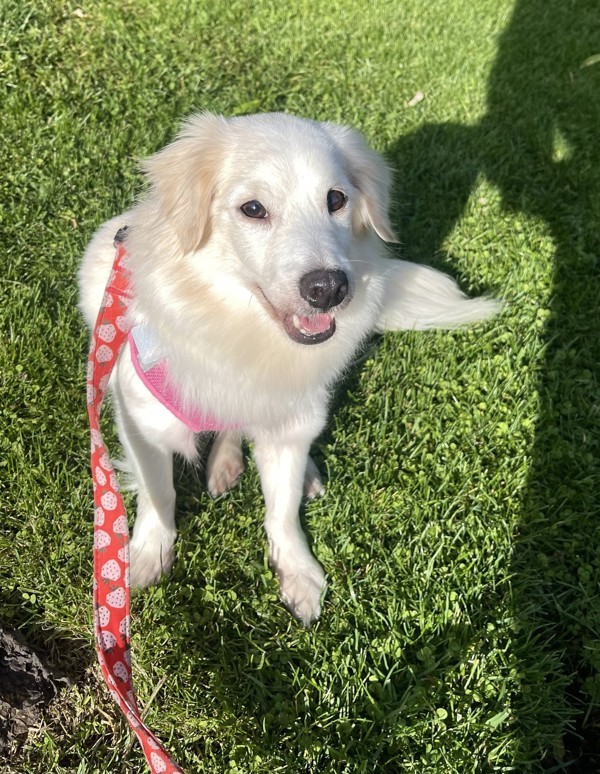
[140,112,398,346]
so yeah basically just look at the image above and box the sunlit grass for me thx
[2,0,599,771]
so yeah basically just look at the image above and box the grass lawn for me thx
[2,0,600,770]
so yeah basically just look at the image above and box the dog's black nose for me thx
[299,269,349,310]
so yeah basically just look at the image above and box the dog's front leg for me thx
[112,354,196,588]
[252,431,326,625]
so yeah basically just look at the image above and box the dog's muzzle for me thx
[256,268,351,345]
[277,269,347,345]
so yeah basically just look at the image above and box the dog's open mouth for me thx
[254,287,337,345]
[283,312,336,345]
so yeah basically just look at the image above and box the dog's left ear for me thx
[324,123,399,243]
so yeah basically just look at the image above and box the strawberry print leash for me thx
[87,228,183,773]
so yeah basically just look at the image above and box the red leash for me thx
[86,231,183,773]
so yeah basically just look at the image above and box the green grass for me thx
[1,0,600,770]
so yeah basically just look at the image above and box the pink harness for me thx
[87,232,202,773]
[128,332,231,433]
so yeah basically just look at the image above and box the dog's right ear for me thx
[140,113,228,254]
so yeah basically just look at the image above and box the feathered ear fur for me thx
[324,123,398,243]
[140,112,228,254]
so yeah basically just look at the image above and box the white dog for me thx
[79,112,499,624]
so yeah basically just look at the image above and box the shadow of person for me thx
[388,0,600,767]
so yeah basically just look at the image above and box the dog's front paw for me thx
[275,555,327,626]
[129,528,176,588]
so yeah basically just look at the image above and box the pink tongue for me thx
[298,313,332,334]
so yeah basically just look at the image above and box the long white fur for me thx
[79,112,500,624]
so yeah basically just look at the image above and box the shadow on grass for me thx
[8,1,598,766]
[152,4,600,764]
[388,0,600,768]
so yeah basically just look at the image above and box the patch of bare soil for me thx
[0,627,69,766]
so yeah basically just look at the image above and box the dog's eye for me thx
[240,200,267,219]
[327,189,347,214]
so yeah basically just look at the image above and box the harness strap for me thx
[86,233,183,773]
